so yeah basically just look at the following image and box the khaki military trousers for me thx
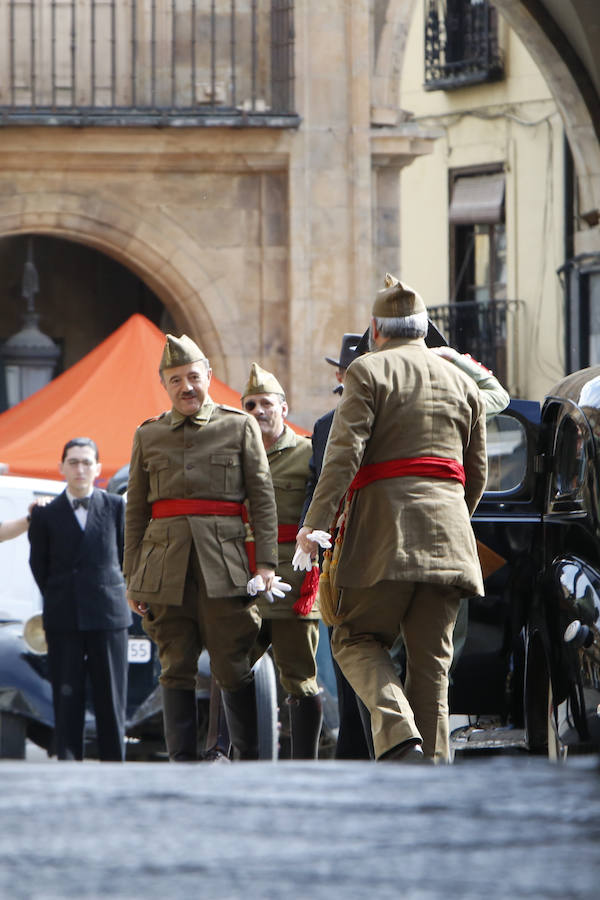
[331,580,461,763]
[251,617,320,697]
[143,550,260,692]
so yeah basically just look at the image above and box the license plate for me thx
[128,638,152,664]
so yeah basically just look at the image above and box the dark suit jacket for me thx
[29,489,131,634]
[300,408,335,524]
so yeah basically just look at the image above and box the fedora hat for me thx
[325,333,363,370]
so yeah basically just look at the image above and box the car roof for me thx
[547,365,600,404]
[0,474,63,495]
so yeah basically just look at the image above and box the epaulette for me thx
[217,404,245,415]
[139,411,168,426]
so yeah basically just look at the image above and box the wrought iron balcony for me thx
[424,0,503,91]
[427,299,522,393]
[0,0,298,128]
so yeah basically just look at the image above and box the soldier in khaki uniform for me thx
[298,281,487,764]
[124,335,278,762]
[241,363,323,758]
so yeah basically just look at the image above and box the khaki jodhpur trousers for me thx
[143,550,261,693]
[251,617,320,698]
[331,580,461,763]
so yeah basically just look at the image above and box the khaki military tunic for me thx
[304,337,486,597]
[123,400,278,692]
[124,401,278,604]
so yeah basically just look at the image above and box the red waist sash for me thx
[348,456,465,500]
[152,499,249,521]
[151,498,255,572]
[278,524,298,543]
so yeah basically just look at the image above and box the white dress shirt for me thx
[66,490,93,530]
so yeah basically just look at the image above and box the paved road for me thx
[1,754,599,899]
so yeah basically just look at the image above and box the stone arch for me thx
[0,190,249,387]
[371,0,418,113]
[492,0,600,229]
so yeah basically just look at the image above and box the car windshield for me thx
[485,414,528,492]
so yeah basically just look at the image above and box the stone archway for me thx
[472,0,600,248]
[0,190,246,386]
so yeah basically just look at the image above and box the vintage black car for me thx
[451,367,600,758]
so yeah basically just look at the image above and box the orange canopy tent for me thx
[0,314,308,485]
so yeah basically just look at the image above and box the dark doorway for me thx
[0,234,175,411]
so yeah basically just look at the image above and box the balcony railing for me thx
[427,299,522,394]
[424,0,503,91]
[0,0,298,127]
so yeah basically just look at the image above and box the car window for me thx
[485,414,528,492]
[552,415,586,500]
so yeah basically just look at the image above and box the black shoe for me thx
[201,746,232,763]
[380,738,428,763]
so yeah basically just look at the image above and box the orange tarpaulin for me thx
[0,314,308,485]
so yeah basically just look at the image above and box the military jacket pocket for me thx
[271,474,307,525]
[144,456,170,496]
[128,526,168,593]
[217,518,249,587]
[210,452,243,495]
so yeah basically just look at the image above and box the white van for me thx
[0,474,62,624]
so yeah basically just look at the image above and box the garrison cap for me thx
[372,273,426,319]
[159,334,208,371]
[242,362,285,399]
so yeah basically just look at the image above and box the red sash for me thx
[277,524,298,543]
[151,498,256,573]
[348,456,465,501]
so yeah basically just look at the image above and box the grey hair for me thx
[373,311,429,340]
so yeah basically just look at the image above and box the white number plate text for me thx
[128,638,152,664]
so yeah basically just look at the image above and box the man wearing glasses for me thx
[28,437,130,761]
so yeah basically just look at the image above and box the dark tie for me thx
[72,497,90,510]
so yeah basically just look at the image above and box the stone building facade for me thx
[0,1,599,426]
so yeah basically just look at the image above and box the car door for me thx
[450,400,544,724]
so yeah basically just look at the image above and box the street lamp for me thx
[0,238,60,408]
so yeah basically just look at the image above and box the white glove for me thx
[309,530,333,549]
[247,574,266,596]
[292,531,332,572]
[246,574,292,604]
[269,576,292,599]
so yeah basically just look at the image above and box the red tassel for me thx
[293,563,320,616]
[245,539,256,575]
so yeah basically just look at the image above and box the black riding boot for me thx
[204,676,232,762]
[289,693,323,760]
[221,680,259,760]
[161,686,198,762]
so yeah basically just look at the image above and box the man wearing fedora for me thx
[124,335,278,762]
[241,363,323,759]
[297,280,487,764]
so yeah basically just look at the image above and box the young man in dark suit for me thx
[28,437,131,761]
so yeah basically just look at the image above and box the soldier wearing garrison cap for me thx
[298,276,488,764]
[124,333,278,762]
[241,362,323,759]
